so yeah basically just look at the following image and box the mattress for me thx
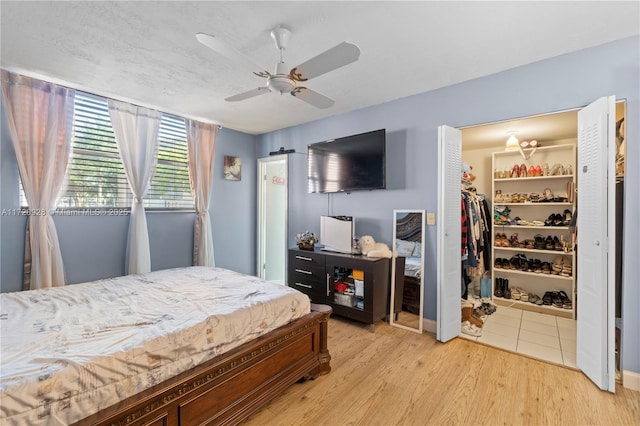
[404,256,422,279]
[0,266,310,425]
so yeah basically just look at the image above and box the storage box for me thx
[334,293,356,307]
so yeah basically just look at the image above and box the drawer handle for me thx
[295,269,313,275]
[295,255,313,261]
[294,282,312,289]
[326,273,330,297]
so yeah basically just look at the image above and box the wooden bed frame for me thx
[75,304,331,426]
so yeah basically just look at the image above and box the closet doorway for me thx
[437,96,624,392]
[257,155,288,284]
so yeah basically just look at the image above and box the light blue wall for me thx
[0,105,257,292]
[258,36,640,375]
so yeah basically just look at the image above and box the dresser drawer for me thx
[289,250,325,269]
[289,269,327,303]
[290,267,327,287]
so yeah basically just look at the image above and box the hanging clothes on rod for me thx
[461,167,492,298]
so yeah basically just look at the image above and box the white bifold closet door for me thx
[576,96,616,392]
[437,125,462,342]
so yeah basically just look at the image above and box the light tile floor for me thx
[460,305,577,368]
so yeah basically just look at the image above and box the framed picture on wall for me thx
[224,155,242,181]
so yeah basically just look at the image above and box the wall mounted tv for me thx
[307,128,386,194]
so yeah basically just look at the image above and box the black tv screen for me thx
[308,129,386,193]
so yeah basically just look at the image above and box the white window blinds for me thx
[47,92,194,209]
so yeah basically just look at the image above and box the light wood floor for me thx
[245,317,640,426]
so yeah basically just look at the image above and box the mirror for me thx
[390,209,425,333]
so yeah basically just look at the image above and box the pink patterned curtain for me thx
[1,70,75,289]
[185,120,218,266]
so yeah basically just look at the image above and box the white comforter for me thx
[0,267,310,425]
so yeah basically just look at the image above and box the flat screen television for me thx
[307,129,386,193]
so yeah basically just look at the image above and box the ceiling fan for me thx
[196,26,360,109]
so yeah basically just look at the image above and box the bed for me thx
[394,213,423,314]
[0,266,331,426]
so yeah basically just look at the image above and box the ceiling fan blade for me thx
[290,87,334,109]
[225,86,270,102]
[289,42,360,82]
[196,33,270,77]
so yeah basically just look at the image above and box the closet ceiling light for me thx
[505,134,520,151]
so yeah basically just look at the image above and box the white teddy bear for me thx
[359,235,392,258]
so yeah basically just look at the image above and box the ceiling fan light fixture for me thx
[268,75,296,94]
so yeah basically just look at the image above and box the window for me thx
[20,92,194,209]
[59,92,127,208]
[149,113,193,209]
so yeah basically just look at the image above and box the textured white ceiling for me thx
[1,1,638,135]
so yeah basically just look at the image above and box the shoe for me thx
[528,165,536,176]
[511,164,520,178]
[511,287,521,300]
[480,302,496,315]
[552,256,564,275]
[494,278,503,297]
[563,209,572,226]
[550,163,565,176]
[554,213,564,226]
[510,233,519,247]
[532,258,542,273]
[520,164,527,177]
[543,188,554,202]
[541,261,551,274]
[535,165,542,176]
[567,181,575,203]
[560,259,572,277]
[545,236,554,250]
[495,190,504,203]
[518,255,529,271]
[528,192,542,202]
[553,236,563,251]
[542,163,549,176]
[566,164,573,175]
[461,320,482,337]
[558,290,572,309]
[542,291,552,305]
[551,291,563,308]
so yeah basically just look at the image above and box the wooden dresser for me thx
[288,248,390,325]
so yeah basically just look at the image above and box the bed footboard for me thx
[77,304,331,426]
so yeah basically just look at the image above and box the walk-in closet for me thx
[457,103,626,378]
